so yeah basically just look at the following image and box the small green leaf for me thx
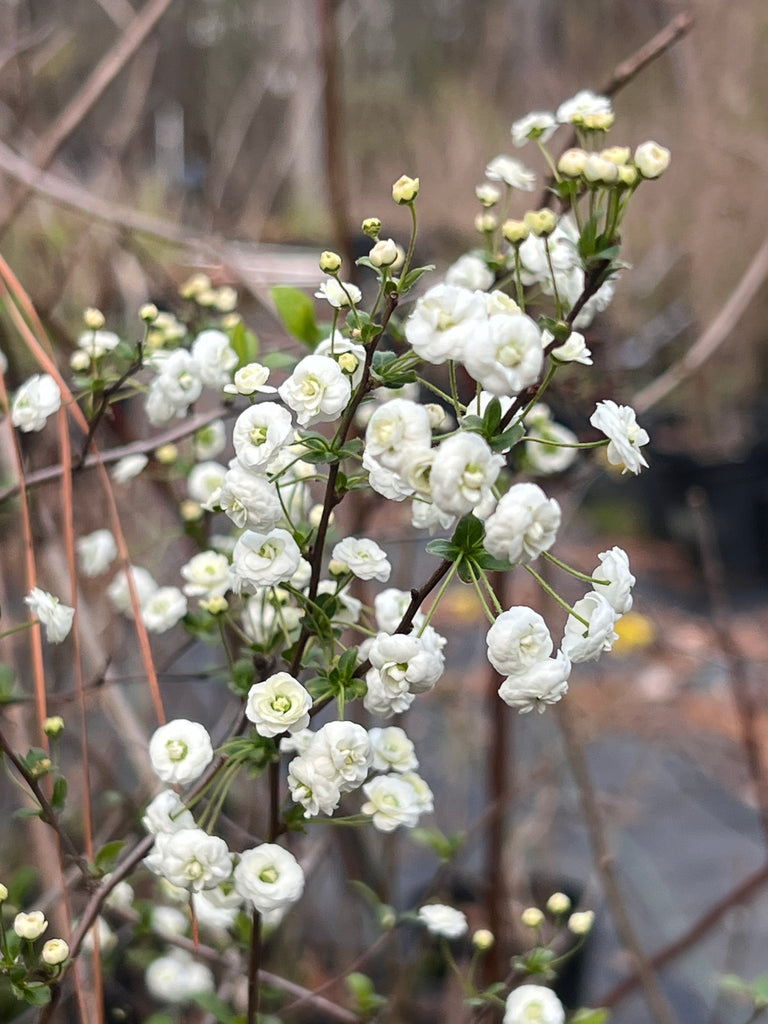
[452,513,485,555]
[571,1009,610,1024]
[398,264,435,294]
[191,991,242,1023]
[260,349,297,371]
[271,286,322,347]
[22,982,52,1006]
[51,776,67,811]
[230,658,256,696]
[229,320,259,366]
[425,539,459,560]
[94,840,126,874]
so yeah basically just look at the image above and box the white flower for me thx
[405,283,489,365]
[211,463,283,532]
[144,828,232,891]
[590,399,650,474]
[361,775,422,832]
[400,770,434,814]
[593,546,635,614]
[111,453,148,483]
[504,984,565,1024]
[233,403,294,472]
[418,903,468,938]
[106,565,158,616]
[14,910,48,939]
[79,916,117,955]
[498,651,571,713]
[486,607,553,676]
[463,312,543,397]
[76,529,117,577]
[193,420,227,459]
[145,350,203,424]
[148,719,213,785]
[231,528,302,591]
[145,949,214,1003]
[24,588,75,643]
[548,329,592,365]
[368,237,399,267]
[187,460,227,503]
[314,278,362,308]
[77,329,121,358]
[315,332,368,388]
[42,938,69,965]
[634,141,671,179]
[141,586,187,633]
[483,483,561,564]
[151,905,188,938]
[363,451,413,501]
[369,726,419,773]
[142,790,196,834]
[224,361,277,396]
[369,630,444,697]
[309,721,372,793]
[191,329,238,389]
[365,398,432,473]
[556,89,611,124]
[245,672,312,737]
[485,155,537,191]
[11,374,61,432]
[278,353,351,426]
[561,590,620,663]
[511,111,557,147]
[523,407,579,476]
[180,550,232,599]
[192,886,243,932]
[431,432,504,517]
[444,254,495,291]
[373,588,415,634]
[287,753,342,817]
[332,536,391,582]
[234,844,305,913]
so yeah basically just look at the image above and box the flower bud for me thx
[309,504,332,528]
[502,218,530,245]
[425,403,447,429]
[70,350,91,372]
[83,307,105,330]
[581,111,615,132]
[0,883,8,901]
[583,154,619,185]
[31,757,52,778]
[319,250,342,274]
[521,906,544,928]
[546,891,571,915]
[369,237,399,268]
[14,910,48,940]
[475,212,498,234]
[475,183,501,207]
[472,928,495,950]
[179,272,211,299]
[213,286,237,312]
[568,910,595,935]
[601,146,630,166]
[392,174,420,204]
[362,217,382,238]
[557,148,588,177]
[221,312,241,330]
[196,287,217,307]
[201,595,228,614]
[154,443,178,465]
[139,302,159,323]
[43,716,65,737]
[338,352,359,375]
[634,141,671,179]
[180,499,203,522]
[42,938,69,965]
[524,208,557,237]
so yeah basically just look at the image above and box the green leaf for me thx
[489,421,525,453]
[398,264,435,294]
[230,658,256,696]
[22,982,52,1006]
[451,513,484,555]
[271,285,321,347]
[425,538,459,560]
[229,320,259,366]
[94,840,126,874]
[482,397,503,435]
[260,349,297,371]
[51,776,67,811]
[571,1010,610,1024]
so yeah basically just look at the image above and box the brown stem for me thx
[556,702,678,1024]
[246,909,262,1024]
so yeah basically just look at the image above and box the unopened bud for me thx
[472,928,495,951]
[179,273,211,299]
[475,212,498,234]
[70,350,91,372]
[83,308,105,330]
[338,352,359,375]
[583,154,619,185]
[568,910,595,935]
[139,303,159,323]
[180,499,203,522]
[546,891,571,915]
[524,208,557,237]
[475,183,501,207]
[154,443,178,465]
[42,938,69,965]
[369,237,399,268]
[502,218,530,244]
[200,595,228,614]
[320,250,342,274]
[362,217,382,238]
[392,174,420,204]
[557,148,588,178]
[634,141,671,179]
[521,907,544,928]
[43,716,65,737]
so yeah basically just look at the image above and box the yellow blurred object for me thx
[613,611,656,652]
[438,586,485,624]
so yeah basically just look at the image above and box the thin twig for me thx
[556,702,678,1024]
[0,0,178,237]
[687,486,768,845]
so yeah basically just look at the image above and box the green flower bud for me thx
[521,906,544,928]
[362,217,382,238]
[43,716,65,737]
[319,250,342,274]
[392,175,420,204]
[502,218,530,244]
[523,208,557,237]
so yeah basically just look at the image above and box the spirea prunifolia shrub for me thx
[1,86,666,1016]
